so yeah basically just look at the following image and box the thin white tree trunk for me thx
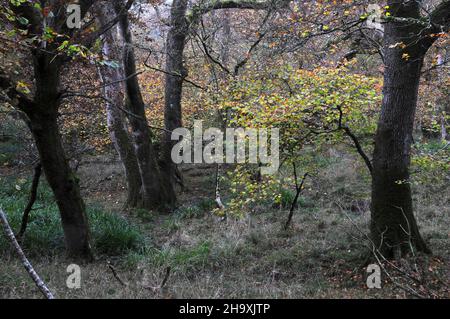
[0,208,55,299]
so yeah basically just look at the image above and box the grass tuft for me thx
[0,177,144,257]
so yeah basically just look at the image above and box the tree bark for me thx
[26,53,93,260]
[116,1,177,211]
[0,209,55,299]
[220,11,232,69]
[1,0,98,260]
[161,0,189,185]
[370,1,432,258]
[97,2,143,208]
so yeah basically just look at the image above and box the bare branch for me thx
[107,261,128,287]
[0,208,54,299]
[336,105,373,175]
[17,163,42,240]
[187,0,289,22]
[284,164,308,230]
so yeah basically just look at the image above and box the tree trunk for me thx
[117,2,177,211]
[161,0,189,184]
[27,52,93,260]
[370,1,431,258]
[438,82,449,141]
[220,10,231,69]
[97,2,142,208]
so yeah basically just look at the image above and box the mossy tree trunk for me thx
[27,53,92,260]
[161,0,189,187]
[97,1,143,208]
[116,1,177,211]
[370,0,450,258]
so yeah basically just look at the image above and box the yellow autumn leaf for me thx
[16,81,31,94]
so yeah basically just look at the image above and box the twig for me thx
[60,70,145,99]
[342,125,373,175]
[0,208,54,299]
[194,31,231,75]
[336,104,373,174]
[143,266,172,292]
[60,92,171,133]
[107,262,128,287]
[143,62,206,91]
[160,266,171,289]
[284,163,308,230]
[17,163,42,240]
[234,30,267,76]
[335,202,428,298]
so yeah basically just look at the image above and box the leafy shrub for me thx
[213,64,380,218]
[278,187,296,208]
[411,140,450,186]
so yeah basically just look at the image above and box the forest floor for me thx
[0,148,449,299]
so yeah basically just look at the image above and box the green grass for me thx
[89,205,145,256]
[0,176,144,258]
[0,143,448,298]
[147,241,212,269]
[174,205,203,219]
[415,140,449,153]
[277,188,311,209]
[120,240,213,272]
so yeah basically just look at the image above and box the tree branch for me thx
[77,0,135,48]
[284,164,308,230]
[17,163,42,240]
[0,208,54,299]
[336,105,373,175]
[429,0,450,31]
[187,0,289,22]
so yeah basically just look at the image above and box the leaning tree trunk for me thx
[117,3,177,211]
[27,53,92,260]
[370,2,431,258]
[97,2,142,208]
[161,0,189,185]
